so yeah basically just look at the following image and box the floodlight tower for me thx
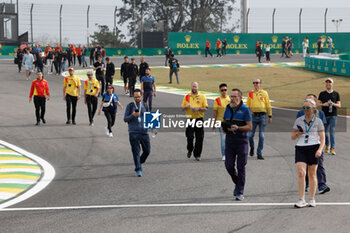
[241,0,249,33]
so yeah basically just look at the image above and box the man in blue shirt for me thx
[141,68,156,111]
[296,94,330,195]
[222,89,252,201]
[124,89,150,177]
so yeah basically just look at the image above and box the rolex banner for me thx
[168,32,350,55]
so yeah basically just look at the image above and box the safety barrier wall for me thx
[305,57,350,77]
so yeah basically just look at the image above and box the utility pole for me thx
[59,4,62,46]
[87,5,90,46]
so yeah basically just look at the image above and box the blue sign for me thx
[144,110,162,129]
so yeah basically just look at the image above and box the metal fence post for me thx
[299,8,302,33]
[324,8,328,33]
[246,8,250,33]
[272,8,276,33]
[59,4,62,46]
[87,5,90,47]
[30,3,33,42]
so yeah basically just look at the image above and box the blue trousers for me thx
[249,114,267,155]
[129,133,151,172]
[225,137,248,195]
[325,116,337,149]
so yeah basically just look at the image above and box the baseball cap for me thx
[87,71,93,75]
[68,67,74,71]
[325,78,333,83]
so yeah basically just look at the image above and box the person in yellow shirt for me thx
[213,83,230,161]
[63,67,81,125]
[181,82,208,161]
[84,71,100,126]
[246,78,272,160]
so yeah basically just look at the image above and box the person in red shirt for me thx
[216,38,222,57]
[72,44,77,66]
[29,72,50,125]
[205,40,213,58]
[76,45,82,66]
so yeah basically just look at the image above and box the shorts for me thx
[295,144,319,165]
[25,65,33,71]
[123,76,128,84]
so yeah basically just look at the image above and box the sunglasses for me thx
[220,89,227,92]
[325,81,332,83]
[302,106,311,110]
[253,82,260,84]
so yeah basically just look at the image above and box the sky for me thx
[5,0,350,44]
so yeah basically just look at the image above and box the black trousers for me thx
[96,75,105,96]
[266,51,270,61]
[216,48,221,56]
[222,47,227,55]
[185,118,204,158]
[104,111,116,133]
[86,95,98,124]
[77,56,82,66]
[73,54,76,65]
[54,60,61,74]
[18,61,22,72]
[205,47,212,57]
[129,77,136,97]
[105,75,113,92]
[34,96,46,122]
[90,56,94,66]
[66,94,77,121]
[165,55,169,66]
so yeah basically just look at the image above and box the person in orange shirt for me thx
[205,40,213,58]
[72,44,77,66]
[216,38,222,57]
[76,45,82,66]
[29,72,50,125]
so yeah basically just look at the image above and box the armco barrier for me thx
[305,56,350,77]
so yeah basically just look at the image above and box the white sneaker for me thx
[109,132,113,138]
[309,198,316,207]
[104,127,109,136]
[222,156,226,161]
[294,199,308,208]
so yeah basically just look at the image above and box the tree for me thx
[90,24,131,48]
[117,0,238,45]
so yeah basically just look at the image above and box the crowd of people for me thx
[24,43,341,207]
[15,43,107,79]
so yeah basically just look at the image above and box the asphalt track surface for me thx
[1,54,350,233]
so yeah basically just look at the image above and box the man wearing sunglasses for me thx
[213,83,230,160]
[246,79,272,160]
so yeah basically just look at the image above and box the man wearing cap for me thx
[63,67,81,125]
[246,78,272,160]
[84,71,100,126]
[318,78,341,155]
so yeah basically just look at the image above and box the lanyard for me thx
[304,117,315,135]
[134,101,143,110]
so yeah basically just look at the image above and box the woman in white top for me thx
[22,49,34,80]
[291,98,325,208]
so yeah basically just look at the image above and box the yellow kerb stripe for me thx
[0,174,40,180]
[0,187,25,194]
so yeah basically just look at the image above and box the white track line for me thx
[0,140,55,209]
[1,202,350,212]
